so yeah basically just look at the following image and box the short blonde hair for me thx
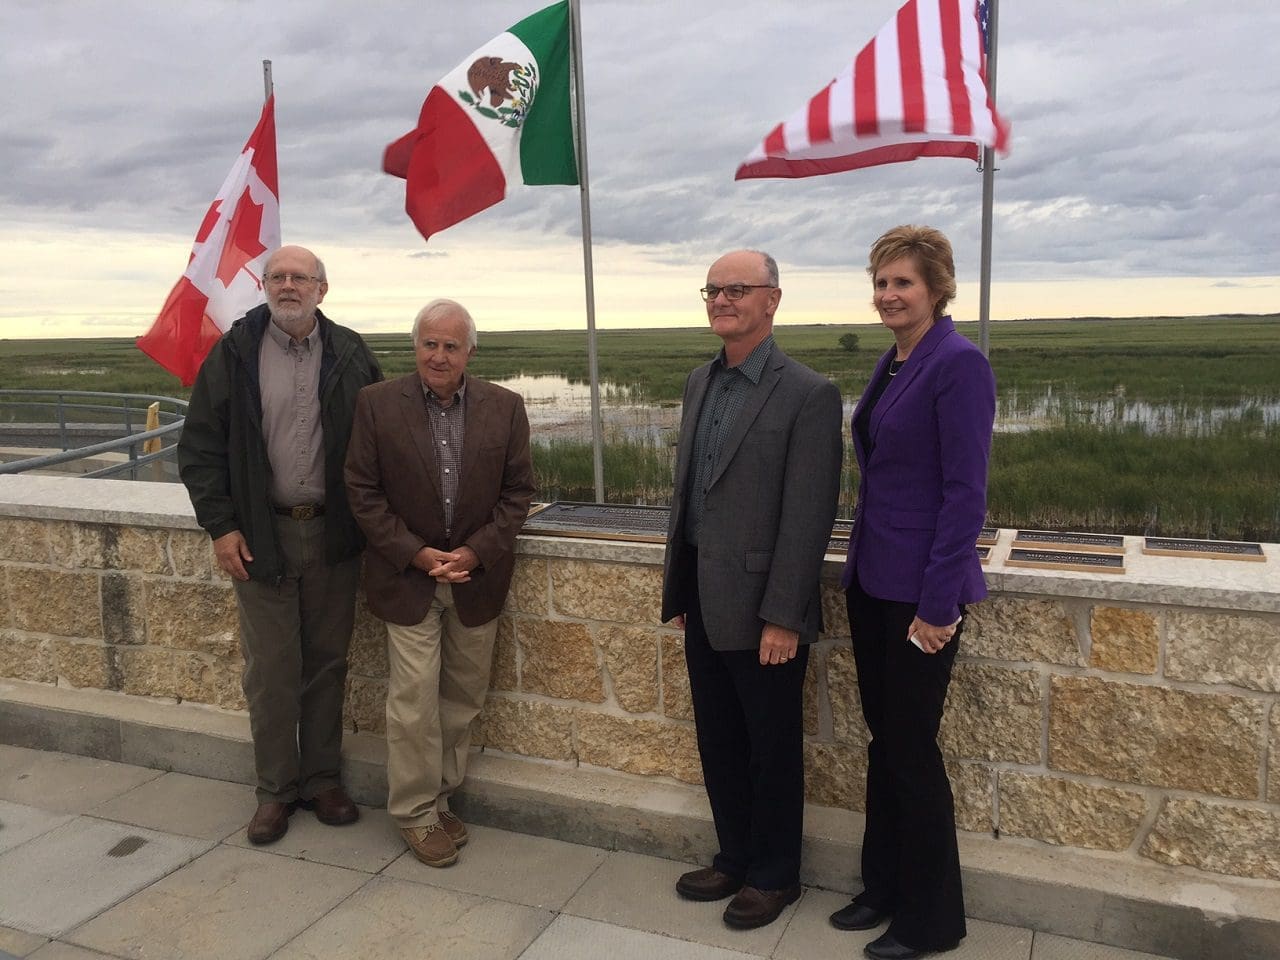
[867,225,956,320]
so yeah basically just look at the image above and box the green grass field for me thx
[3,314,1277,539]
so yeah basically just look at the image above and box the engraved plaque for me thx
[1012,529,1125,554]
[523,501,670,543]
[978,544,991,564]
[1006,548,1126,574]
[1141,537,1266,562]
[977,526,999,546]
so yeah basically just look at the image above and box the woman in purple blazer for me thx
[830,226,996,960]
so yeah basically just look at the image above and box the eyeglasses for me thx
[264,273,321,287]
[699,284,774,302]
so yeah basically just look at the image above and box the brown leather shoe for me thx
[439,810,468,847]
[302,786,359,826]
[401,824,458,867]
[676,866,743,902]
[246,801,295,845]
[723,884,802,929]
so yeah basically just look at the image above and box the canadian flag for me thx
[137,96,281,385]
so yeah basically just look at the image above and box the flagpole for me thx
[568,0,606,504]
[262,59,273,101]
[977,0,999,357]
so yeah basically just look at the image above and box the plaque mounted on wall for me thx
[1011,529,1125,554]
[977,526,1000,546]
[1141,537,1266,562]
[978,545,991,564]
[522,501,670,543]
[1005,548,1126,574]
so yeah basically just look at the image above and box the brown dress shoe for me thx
[723,884,802,929]
[438,810,468,847]
[246,801,295,845]
[302,786,359,825]
[402,824,458,867]
[676,866,743,902]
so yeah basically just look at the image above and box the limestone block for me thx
[804,741,864,811]
[940,664,1042,764]
[660,636,693,721]
[145,580,239,658]
[998,771,1146,851]
[0,517,50,563]
[169,530,215,579]
[347,598,389,677]
[172,650,245,710]
[0,630,55,683]
[489,616,518,692]
[948,761,993,834]
[549,560,663,624]
[101,573,147,645]
[10,567,102,638]
[47,522,125,570]
[1271,709,1280,804]
[479,696,575,761]
[1166,611,1280,693]
[819,583,850,641]
[802,649,821,737]
[576,712,702,784]
[1142,797,1280,881]
[117,527,170,574]
[964,596,1081,666]
[1049,676,1262,800]
[827,644,868,747]
[596,624,659,714]
[343,675,388,735]
[54,638,116,690]
[516,618,605,703]
[1089,607,1159,674]
[118,646,178,700]
[506,557,549,616]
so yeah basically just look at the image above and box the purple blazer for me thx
[840,317,996,626]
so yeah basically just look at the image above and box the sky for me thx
[1,0,1277,342]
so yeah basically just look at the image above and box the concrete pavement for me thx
[0,744,1180,960]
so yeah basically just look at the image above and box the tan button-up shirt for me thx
[259,318,324,508]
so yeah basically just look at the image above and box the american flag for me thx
[736,0,1009,180]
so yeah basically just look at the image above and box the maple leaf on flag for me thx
[215,187,268,288]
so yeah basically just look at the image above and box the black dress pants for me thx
[683,565,809,890]
[846,573,966,951]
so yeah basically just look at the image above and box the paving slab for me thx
[26,945,119,960]
[561,850,794,956]
[773,887,884,959]
[521,914,766,960]
[1032,933,1174,960]
[0,801,73,856]
[224,803,404,873]
[0,817,211,937]
[267,875,553,960]
[382,823,608,910]
[88,771,253,841]
[0,925,47,958]
[66,844,367,960]
[0,747,160,815]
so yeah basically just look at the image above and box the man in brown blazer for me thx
[345,298,535,868]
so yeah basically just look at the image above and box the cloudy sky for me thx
[1,0,1277,340]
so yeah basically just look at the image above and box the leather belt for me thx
[274,504,325,520]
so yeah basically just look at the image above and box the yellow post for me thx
[143,402,161,454]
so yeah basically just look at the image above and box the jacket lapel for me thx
[459,377,488,489]
[708,352,781,490]
[400,374,444,501]
[674,363,712,499]
[854,348,894,466]
[869,317,956,441]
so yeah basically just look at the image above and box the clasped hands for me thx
[413,545,479,583]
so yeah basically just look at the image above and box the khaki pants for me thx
[385,582,498,828]
[233,515,359,804]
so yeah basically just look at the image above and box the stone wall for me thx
[2,475,1278,885]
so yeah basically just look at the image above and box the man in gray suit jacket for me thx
[662,250,843,929]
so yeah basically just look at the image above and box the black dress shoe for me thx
[830,901,889,930]
[676,866,743,901]
[722,884,801,929]
[864,931,921,960]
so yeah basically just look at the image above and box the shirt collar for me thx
[714,334,774,385]
[422,375,467,408]
[265,316,320,352]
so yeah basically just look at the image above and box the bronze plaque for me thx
[977,526,999,545]
[1012,529,1125,554]
[1006,548,1126,574]
[1141,537,1266,562]
[522,501,670,543]
[978,545,991,564]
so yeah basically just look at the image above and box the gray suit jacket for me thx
[661,344,843,651]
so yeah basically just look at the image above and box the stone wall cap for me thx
[0,475,200,531]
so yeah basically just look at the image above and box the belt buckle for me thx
[292,504,317,521]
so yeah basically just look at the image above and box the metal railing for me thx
[0,390,188,481]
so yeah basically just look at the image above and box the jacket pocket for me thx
[745,550,773,573]
[888,509,937,531]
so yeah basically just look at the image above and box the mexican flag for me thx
[383,0,578,242]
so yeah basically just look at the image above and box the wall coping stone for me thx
[2,475,1278,613]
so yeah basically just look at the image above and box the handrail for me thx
[0,390,189,481]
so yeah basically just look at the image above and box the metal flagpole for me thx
[568,0,606,503]
[977,0,999,357]
[262,59,273,101]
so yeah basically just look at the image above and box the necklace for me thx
[888,359,905,377]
